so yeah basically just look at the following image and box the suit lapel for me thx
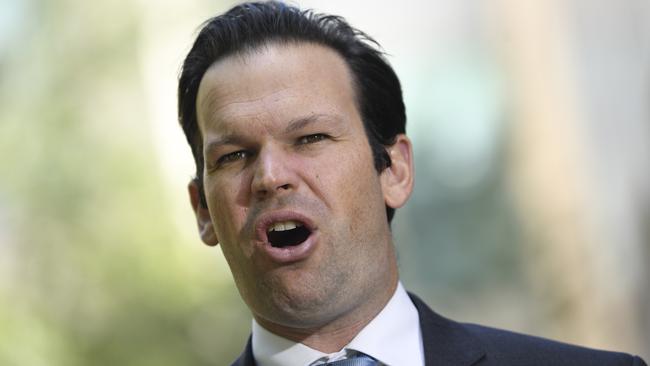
[409,293,486,366]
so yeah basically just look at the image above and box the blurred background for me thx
[0,0,648,364]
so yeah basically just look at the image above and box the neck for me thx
[255,276,399,353]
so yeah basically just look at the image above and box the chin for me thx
[253,278,350,328]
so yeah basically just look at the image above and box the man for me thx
[177,2,647,365]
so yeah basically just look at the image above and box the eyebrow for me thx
[204,135,247,154]
[204,113,342,152]
[285,113,341,133]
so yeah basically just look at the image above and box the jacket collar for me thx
[409,293,485,365]
[233,337,255,366]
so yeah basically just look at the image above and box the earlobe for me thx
[381,134,414,209]
[188,180,219,246]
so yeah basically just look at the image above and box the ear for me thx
[188,180,219,246]
[380,134,414,209]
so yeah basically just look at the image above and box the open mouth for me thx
[266,220,312,248]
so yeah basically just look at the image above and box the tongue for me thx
[268,226,311,248]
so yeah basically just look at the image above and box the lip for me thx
[253,210,318,263]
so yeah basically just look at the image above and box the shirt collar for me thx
[252,282,424,366]
[252,320,327,366]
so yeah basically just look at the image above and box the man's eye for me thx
[216,151,248,166]
[298,134,328,145]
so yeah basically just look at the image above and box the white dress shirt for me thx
[251,282,425,366]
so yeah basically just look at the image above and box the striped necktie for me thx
[324,352,379,366]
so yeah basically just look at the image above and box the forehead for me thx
[195,42,360,133]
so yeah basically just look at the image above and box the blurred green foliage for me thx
[0,0,250,364]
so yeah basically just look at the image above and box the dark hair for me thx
[178,1,406,222]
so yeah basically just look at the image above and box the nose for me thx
[251,145,297,199]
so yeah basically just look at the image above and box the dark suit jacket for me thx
[230,293,647,365]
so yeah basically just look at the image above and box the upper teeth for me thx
[267,221,301,232]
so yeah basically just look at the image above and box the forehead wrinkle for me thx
[200,83,296,126]
[198,52,298,122]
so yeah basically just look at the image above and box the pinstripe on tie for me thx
[324,353,379,366]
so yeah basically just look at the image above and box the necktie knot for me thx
[324,352,379,366]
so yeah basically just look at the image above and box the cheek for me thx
[319,148,383,215]
[205,176,250,240]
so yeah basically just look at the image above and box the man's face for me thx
[192,42,411,331]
